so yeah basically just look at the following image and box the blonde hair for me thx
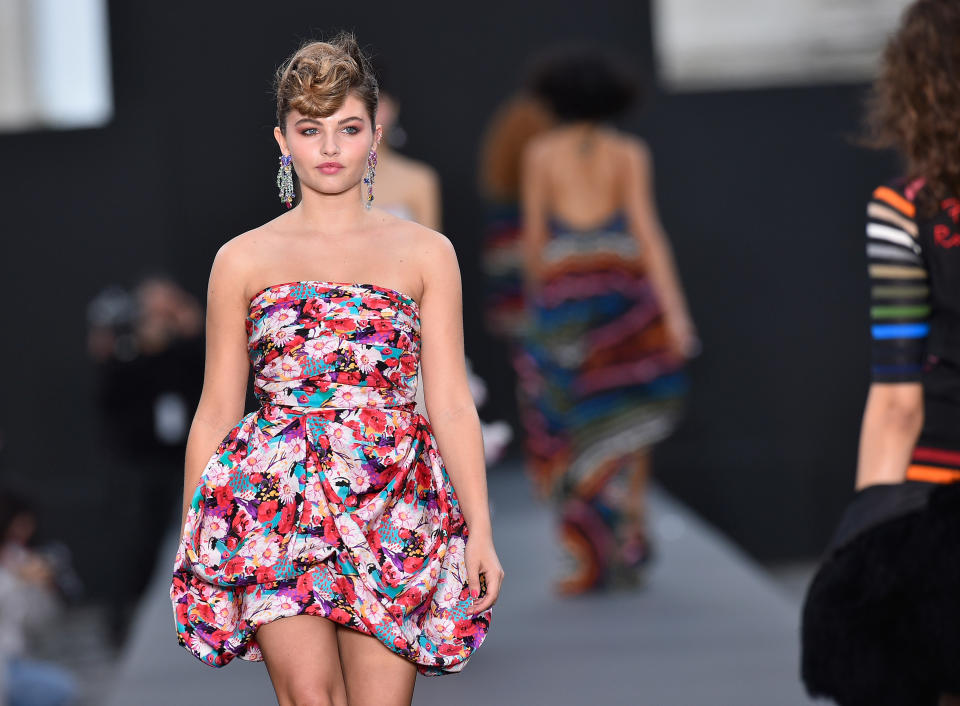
[274,32,378,132]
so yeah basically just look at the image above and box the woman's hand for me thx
[465,532,504,614]
[664,310,700,360]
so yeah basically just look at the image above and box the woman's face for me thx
[274,93,380,203]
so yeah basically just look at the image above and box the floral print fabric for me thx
[171,281,490,676]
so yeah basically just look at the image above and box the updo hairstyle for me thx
[275,32,378,133]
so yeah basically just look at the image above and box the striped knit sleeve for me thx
[867,184,929,382]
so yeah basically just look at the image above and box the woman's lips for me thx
[318,162,344,174]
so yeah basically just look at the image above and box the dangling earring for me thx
[276,154,294,209]
[362,149,377,210]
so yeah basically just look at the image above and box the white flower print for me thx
[350,343,382,373]
[278,473,298,505]
[265,305,299,331]
[427,617,456,642]
[202,515,229,540]
[393,505,423,531]
[271,326,296,346]
[348,464,371,494]
[204,463,231,488]
[304,477,326,503]
[304,336,339,359]
[261,357,302,381]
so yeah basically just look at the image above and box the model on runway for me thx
[517,48,695,594]
[802,3,960,705]
[170,33,500,706]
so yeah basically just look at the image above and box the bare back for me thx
[532,126,640,229]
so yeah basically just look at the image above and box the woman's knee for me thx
[276,682,345,706]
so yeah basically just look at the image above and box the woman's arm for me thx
[855,183,929,488]
[622,139,697,358]
[519,139,550,292]
[179,242,252,531]
[418,232,503,612]
[856,383,923,488]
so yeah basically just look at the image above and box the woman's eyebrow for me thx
[337,116,363,124]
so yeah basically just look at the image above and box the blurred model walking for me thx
[517,47,695,594]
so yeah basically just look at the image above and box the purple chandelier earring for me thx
[276,154,294,208]
[362,149,377,209]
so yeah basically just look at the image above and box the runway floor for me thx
[106,465,814,706]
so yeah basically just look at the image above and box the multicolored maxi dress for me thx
[515,213,687,593]
[170,281,490,676]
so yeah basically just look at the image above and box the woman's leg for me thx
[336,625,417,706]
[256,614,348,706]
[625,449,651,532]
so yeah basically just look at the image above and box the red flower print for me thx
[322,516,339,544]
[397,588,423,609]
[255,566,276,584]
[400,354,417,375]
[360,409,388,432]
[333,576,358,603]
[403,556,424,573]
[224,555,245,576]
[257,500,278,522]
[330,607,352,624]
[214,485,234,508]
[196,603,216,623]
[439,643,463,656]
[943,198,960,223]
[231,512,252,534]
[454,619,478,638]
[393,636,410,651]
[278,503,296,534]
[373,319,394,333]
[935,224,960,248]
[296,573,314,594]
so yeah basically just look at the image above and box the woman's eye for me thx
[302,128,318,136]
[342,126,359,135]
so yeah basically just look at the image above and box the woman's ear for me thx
[274,125,289,154]
[374,124,383,148]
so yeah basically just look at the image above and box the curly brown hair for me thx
[274,32,378,133]
[866,0,960,217]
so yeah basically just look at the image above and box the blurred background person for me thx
[479,93,554,344]
[369,69,442,229]
[802,2,960,705]
[0,489,78,706]
[517,46,695,595]
[374,66,513,462]
[87,276,203,640]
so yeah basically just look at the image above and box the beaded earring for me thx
[362,150,377,209]
[276,154,294,208]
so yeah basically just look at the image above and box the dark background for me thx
[0,0,897,599]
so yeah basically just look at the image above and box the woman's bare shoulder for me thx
[612,132,651,164]
[381,217,457,293]
[209,218,285,292]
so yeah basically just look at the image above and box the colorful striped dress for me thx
[515,213,687,593]
[868,179,960,482]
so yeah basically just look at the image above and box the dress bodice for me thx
[245,281,420,410]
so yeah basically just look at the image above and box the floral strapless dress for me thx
[170,281,490,676]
